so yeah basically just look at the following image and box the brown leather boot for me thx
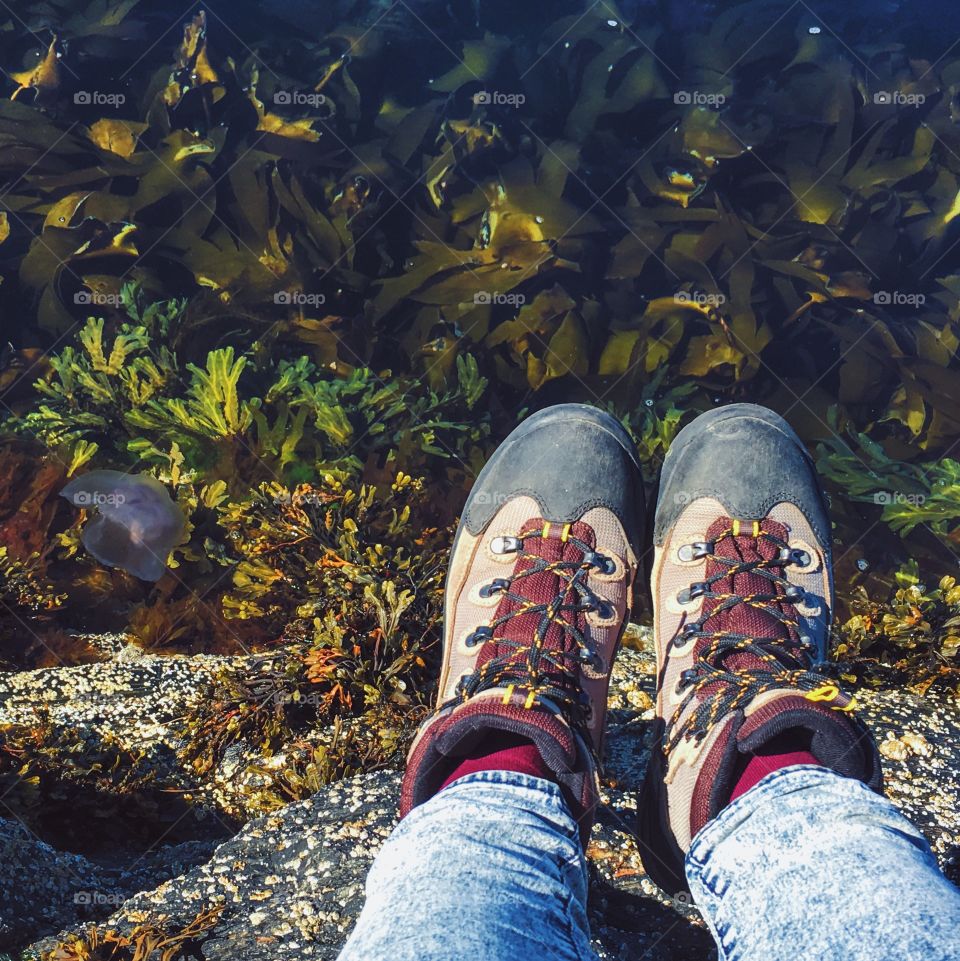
[400,404,645,843]
[639,404,882,892]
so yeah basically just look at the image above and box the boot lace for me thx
[662,523,843,757]
[449,523,615,727]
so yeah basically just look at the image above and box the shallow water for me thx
[0,0,956,667]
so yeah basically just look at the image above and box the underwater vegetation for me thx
[0,283,486,658]
[0,0,957,839]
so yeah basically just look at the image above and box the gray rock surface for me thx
[12,632,960,959]
[0,817,217,949]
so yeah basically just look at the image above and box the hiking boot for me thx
[400,404,645,842]
[638,403,882,892]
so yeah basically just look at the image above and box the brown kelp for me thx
[41,906,223,961]
[0,0,957,742]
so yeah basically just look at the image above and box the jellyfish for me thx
[60,470,186,582]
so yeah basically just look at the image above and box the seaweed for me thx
[14,286,490,486]
[0,714,217,855]
[0,282,485,660]
[176,471,445,813]
[41,906,223,961]
[836,564,960,695]
[0,0,956,814]
[818,425,960,547]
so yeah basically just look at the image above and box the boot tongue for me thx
[698,516,797,673]
[476,518,594,687]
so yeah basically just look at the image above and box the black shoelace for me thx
[449,524,614,724]
[662,525,846,756]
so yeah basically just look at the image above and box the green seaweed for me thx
[836,564,960,695]
[817,419,960,549]
[0,0,957,861]
[15,286,491,487]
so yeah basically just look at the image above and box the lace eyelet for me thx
[783,584,805,602]
[593,599,615,619]
[787,539,820,573]
[579,649,602,670]
[674,622,699,649]
[464,626,493,648]
[678,541,712,562]
[490,535,521,555]
[677,582,707,604]
[479,578,509,598]
[779,546,811,567]
[584,551,616,575]
[585,596,618,628]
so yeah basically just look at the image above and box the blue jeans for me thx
[338,766,960,961]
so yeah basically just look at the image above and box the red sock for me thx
[440,731,552,792]
[729,732,820,803]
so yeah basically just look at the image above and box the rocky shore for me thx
[2,630,957,960]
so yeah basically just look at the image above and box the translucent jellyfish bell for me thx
[60,470,186,581]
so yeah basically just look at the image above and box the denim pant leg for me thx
[338,770,598,961]
[686,765,960,961]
